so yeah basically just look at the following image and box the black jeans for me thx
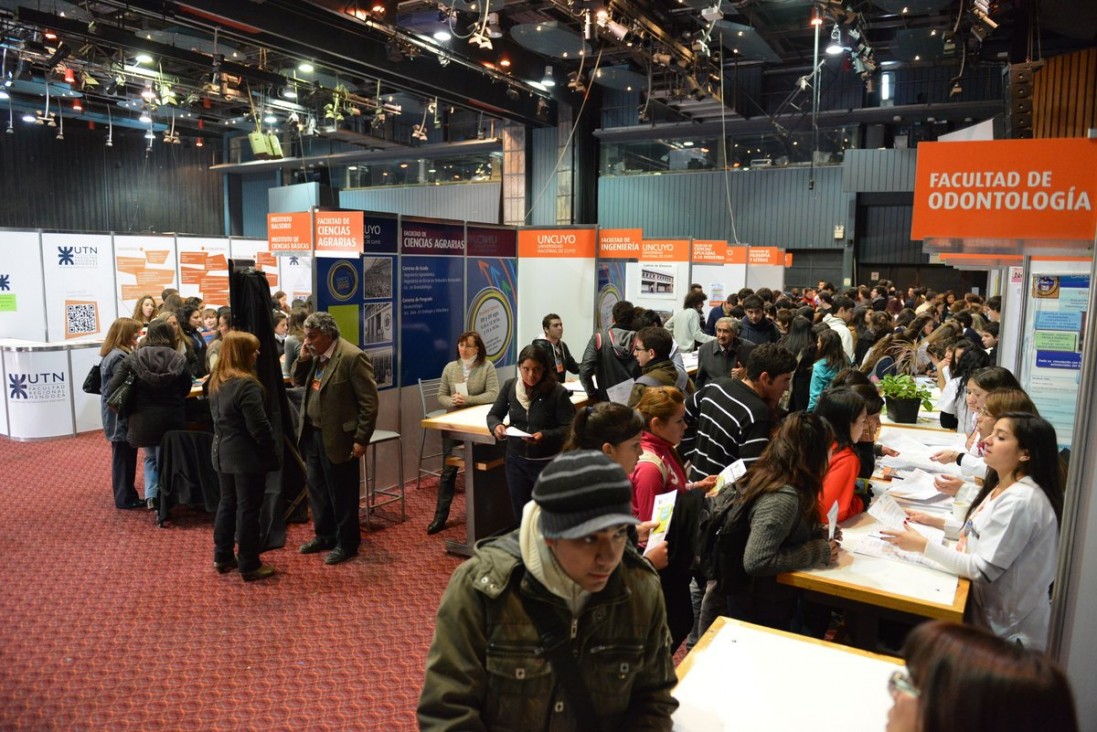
[504,453,551,524]
[110,440,139,508]
[213,471,267,572]
[302,426,361,553]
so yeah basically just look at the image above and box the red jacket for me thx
[630,431,688,523]
[819,444,863,523]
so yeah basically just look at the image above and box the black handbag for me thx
[106,373,136,415]
[82,363,102,395]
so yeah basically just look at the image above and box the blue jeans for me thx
[143,446,159,500]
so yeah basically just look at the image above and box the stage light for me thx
[826,25,844,55]
[541,65,556,88]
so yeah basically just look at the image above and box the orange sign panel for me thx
[314,211,364,253]
[911,138,1097,240]
[691,239,726,264]
[748,246,781,265]
[598,228,643,258]
[517,229,597,258]
[268,212,312,252]
[640,239,689,262]
[726,246,748,264]
[784,253,794,267]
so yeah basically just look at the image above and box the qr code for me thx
[67,303,98,335]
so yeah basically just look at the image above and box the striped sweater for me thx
[681,377,774,482]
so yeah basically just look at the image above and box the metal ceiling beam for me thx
[209,138,501,173]
[108,0,555,127]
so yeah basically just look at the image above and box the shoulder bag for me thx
[106,373,136,415]
[82,363,102,395]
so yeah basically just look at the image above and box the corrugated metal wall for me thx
[858,201,927,264]
[339,182,501,223]
[530,126,558,226]
[0,126,223,235]
[597,166,851,248]
[843,148,917,192]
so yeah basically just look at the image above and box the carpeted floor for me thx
[0,432,469,730]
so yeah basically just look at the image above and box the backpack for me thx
[697,483,755,594]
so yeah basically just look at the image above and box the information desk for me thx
[673,617,901,731]
[0,338,103,440]
[778,508,969,651]
[421,391,588,556]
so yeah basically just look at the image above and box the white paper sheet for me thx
[851,535,951,572]
[885,469,944,500]
[504,425,532,438]
[562,380,586,392]
[867,493,909,529]
[827,501,839,540]
[606,378,635,405]
[714,459,747,495]
[454,382,469,397]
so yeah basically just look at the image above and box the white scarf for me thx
[519,502,590,616]
[515,376,533,412]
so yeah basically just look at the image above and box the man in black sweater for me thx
[532,313,579,383]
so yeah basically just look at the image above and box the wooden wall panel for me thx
[1034,48,1097,139]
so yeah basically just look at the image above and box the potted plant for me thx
[878,374,933,424]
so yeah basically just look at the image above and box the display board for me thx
[361,214,399,389]
[399,220,465,388]
[3,346,73,439]
[229,238,279,293]
[176,237,231,306]
[1020,265,1091,446]
[277,254,313,305]
[41,233,116,341]
[0,231,47,341]
[466,225,518,366]
[113,234,178,317]
[745,245,786,292]
[596,228,640,331]
[625,239,691,321]
[516,228,597,356]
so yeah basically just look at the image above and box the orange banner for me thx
[207,253,228,270]
[255,251,278,268]
[115,257,146,275]
[268,212,312,252]
[136,269,175,286]
[784,253,794,267]
[180,268,204,285]
[598,228,643,258]
[517,229,597,258]
[691,239,726,264]
[144,249,170,265]
[748,247,781,265]
[911,138,1097,240]
[726,246,748,264]
[179,251,208,266]
[121,285,148,302]
[314,211,364,254]
[640,239,689,262]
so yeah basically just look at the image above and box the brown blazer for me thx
[293,337,379,464]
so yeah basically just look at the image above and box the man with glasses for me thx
[292,312,379,566]
[627,326,693,407]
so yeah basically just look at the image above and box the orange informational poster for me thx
[254,251,278,268]
[784,252,794,267]
[314,210,364,254]
[598,228,643,258]
[911,138,1097,240]
[640,239,689,262]
[727,246,748,264]
[748,246,781,265]
[267,212,312,252]
[517,228,597,258]
[691,239,726,264]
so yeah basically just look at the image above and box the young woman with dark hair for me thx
[488,345,575,523]
[779,315,816,412]
[208,331,280,581]
[813,387,868,522]
[807,329,848,411]
[564,401,643,472]
[887,620,1078,732]
[178,304,208,379]
[883,413,1063,650]
[726,412,839,631]
[427,331,500,535]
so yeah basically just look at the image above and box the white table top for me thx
[673,618,901,732]
[421,392,588,439]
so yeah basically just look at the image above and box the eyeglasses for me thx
[632,345,651,353]
[888,669,920,698]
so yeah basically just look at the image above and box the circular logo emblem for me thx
[597,284,621,331]
[327,261,359,302]
[467,287,514,362]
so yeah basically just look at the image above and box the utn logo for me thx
[57,246,98,267]
[8,372,67,402]
[0,274,9,291]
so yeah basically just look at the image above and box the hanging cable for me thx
[718,36,740,245]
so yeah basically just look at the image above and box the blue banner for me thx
[466,257,517,366]
[1035,351,1082,370]
[400,256,465,387]
[363,214,399,254]
[314,257,362,347]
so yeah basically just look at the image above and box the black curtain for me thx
[230,261,309,549]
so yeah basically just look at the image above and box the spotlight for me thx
[652,52,672,67]
[433,30,452,42]
[950,80,962,97]
[144,129,155,140]
[541,65,556,88]
[700,4,723,23]
[105,134,112,147]
[411,123,428,141]
[134,52,153,65]
[72,99,82,113]
[826,25,844,55]
[485,13,503,39]
[604,19,629,41]
[298,62,314,73]
[195,137,203,148]
[139,110,152,123]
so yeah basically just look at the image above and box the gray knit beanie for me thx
[533,450,640,540]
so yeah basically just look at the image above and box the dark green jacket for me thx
[417,532,678,732]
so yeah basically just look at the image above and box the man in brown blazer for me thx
[293,312,379,565]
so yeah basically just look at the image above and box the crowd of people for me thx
[418,280,1074,730]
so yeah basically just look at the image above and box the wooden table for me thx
[421,391,588,556]
[673,617,901,731]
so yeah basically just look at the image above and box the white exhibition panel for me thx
[41,233,117,343]
[278,254,314,303]
[745,263,785,292]
[998,265,1024,376]
[693,263,746,322]
[2,345,75,439]
[114,234,178,318]
[0,230,47,342]
[516,257,595,356]
[229,238,279,294]
[69,341,105,433]
[673,620,898,731]
[176,236,232,306]
[626,260,691,318]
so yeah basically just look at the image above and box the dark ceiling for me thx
[0,0,1093,149]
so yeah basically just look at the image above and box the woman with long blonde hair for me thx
[208,331,280,581]
[100,317,144,509]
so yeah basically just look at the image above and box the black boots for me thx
[427,467,458,535]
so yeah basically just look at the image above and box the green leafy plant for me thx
[878,374,933,411]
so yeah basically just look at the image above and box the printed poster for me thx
[114,235,178,317]
[400,220,464,387]
[176,237,231,306]
[42,233,115,341]
[466,226,517,366]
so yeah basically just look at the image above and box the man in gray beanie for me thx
[418,450,678,731]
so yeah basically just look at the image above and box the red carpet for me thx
[0,432,468,730]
